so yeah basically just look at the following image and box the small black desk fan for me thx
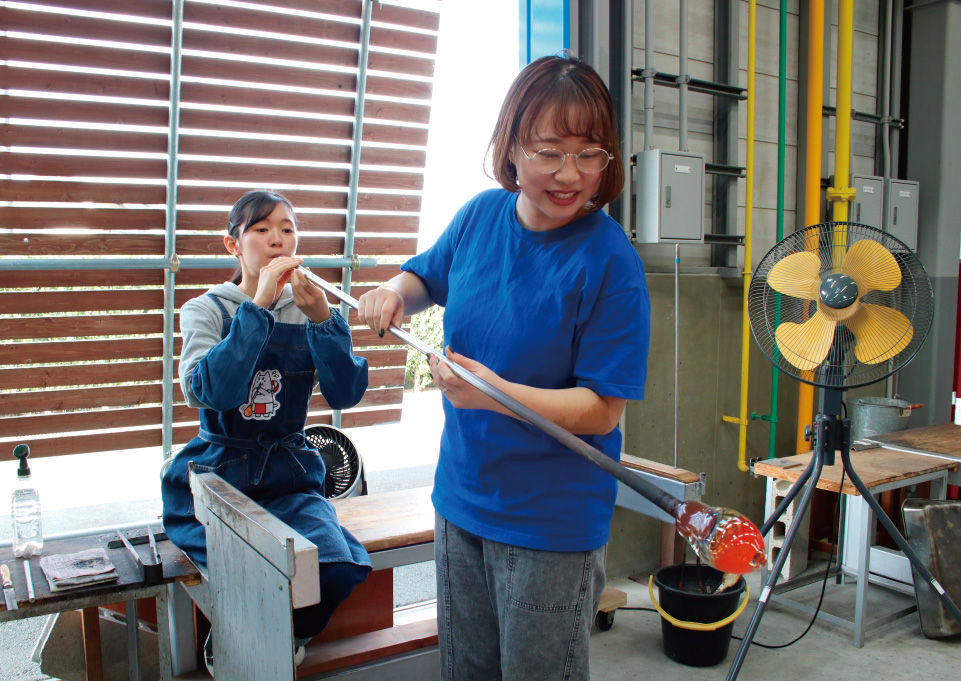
[726,221,960,679]
[304,425,367,499]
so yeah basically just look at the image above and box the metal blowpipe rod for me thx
[301,268,681,515]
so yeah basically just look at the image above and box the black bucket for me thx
[650,564,748,667]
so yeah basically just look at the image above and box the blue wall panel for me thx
[520,0,569,67]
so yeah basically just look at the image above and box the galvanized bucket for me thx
[850,397,915,440]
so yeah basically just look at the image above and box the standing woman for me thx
[358,54,651,680]
[162,190,371,672]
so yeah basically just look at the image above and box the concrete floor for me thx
[4,561,958,680]
[3,390,959,678]
[592,569,960,681]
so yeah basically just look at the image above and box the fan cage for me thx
[304,425,364,499]
[748,222,934,389]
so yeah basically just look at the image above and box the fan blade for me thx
[775,311,837,371]
[767,251,821,300]
[845,303,914,364]
[842,239,901,292]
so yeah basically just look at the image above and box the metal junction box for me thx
[851,174,884,230]
[886,179,919,251]
[635,149,704,243]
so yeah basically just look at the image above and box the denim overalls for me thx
[162,295,371,639]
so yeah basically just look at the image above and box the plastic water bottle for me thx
[12,444,42,558]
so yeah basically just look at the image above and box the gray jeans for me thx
[435,513,606,681]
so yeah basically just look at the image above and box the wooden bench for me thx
[173,473,438,680]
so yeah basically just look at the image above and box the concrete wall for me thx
[607,0,885,579]
[899,1,961,427]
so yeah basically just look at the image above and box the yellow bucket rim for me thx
[647,575,749,632]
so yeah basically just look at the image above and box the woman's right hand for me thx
[252,256,303,308]
[357,286,405,337]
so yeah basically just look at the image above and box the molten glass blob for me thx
[673,500,766,574]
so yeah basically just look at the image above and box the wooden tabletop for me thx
[753,447,959,496]
[332,486,434,553]
[0,530,200,615]
[620,454,701,484]
[867,423,961,459]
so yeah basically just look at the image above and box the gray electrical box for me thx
[851,174,884,229]
[886,179,919,251]
[635,149,704,243]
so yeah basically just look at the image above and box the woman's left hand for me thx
[290,269,332,323]
[430,347,506,412]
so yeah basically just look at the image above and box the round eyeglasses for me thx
[518,145,614,174]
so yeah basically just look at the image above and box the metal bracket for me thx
[168,253,181,273]
[349,254,361,272]
[675,74,691,85]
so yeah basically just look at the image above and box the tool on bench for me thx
[146,524,161,565]
[115,526,163,586]
[298,268,766,574]
[23,561,35,602]
[1,564,18,611]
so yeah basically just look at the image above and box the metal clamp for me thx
[826,187,857,203]
[168,253,182,273]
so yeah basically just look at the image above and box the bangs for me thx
[516,83,614,148]
[244,199,280,231]
[228,190,296,237]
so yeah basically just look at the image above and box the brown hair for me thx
[226,190,297,284]
[488,53,624,210]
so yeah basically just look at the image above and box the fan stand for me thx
[726,386,961,681]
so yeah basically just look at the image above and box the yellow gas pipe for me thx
[797,0,855,452]
[828,0,856,245]
[796,0,826,453]
[723,0,755,472]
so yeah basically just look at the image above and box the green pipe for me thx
[768,0,787,458]
[756,0,788,458]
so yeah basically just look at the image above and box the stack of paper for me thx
[39,548,119,592]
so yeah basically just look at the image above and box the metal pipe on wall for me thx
[731,0,756,472]
[881,0,894,180]
[830,1,855,232]
[763,0,789,460]
[335,0,375,428]
[620,0,633,235]
[0,257,373,272]
[881,0,898,399]
[643,0,654,150]
[162,0,185,461]
[678,0,689,151]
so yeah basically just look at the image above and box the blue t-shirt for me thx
[404,188,651,551]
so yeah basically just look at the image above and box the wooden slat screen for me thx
[0,0,440,459]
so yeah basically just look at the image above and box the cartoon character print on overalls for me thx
[161,295,370,576]
[242,369,282,419]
